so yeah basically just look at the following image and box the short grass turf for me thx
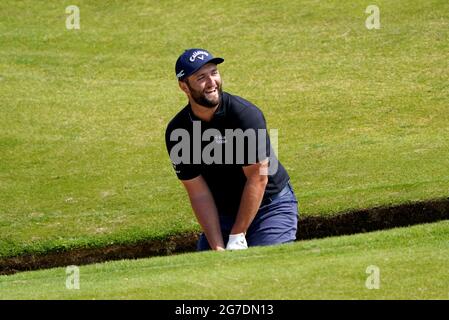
[0,221,448,300]
[0,0,448,257]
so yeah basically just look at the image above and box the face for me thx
[181,63,223,108]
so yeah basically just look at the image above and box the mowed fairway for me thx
[1,221,448,299]
[0,0,448,275]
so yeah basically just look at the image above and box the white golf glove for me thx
[226,233,248,250]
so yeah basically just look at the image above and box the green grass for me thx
[0,0,448,258]
[1,221,448,299]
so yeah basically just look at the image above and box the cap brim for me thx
[209,57,224,65]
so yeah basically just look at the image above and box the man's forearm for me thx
[231,177,267,234]
[189,192,225,250]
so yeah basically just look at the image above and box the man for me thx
[165,48,298,251]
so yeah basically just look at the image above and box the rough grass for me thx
[1,221,448,299]
[0,0,448,258]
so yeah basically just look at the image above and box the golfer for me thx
[165,48,299,251]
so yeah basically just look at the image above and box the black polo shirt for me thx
[165,91,290,217]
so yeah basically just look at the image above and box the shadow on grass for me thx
[1,198,448,275]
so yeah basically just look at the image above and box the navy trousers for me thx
[197,182,299,251]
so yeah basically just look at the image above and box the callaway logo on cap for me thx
[175,48,224,81]
[189,50,209,62]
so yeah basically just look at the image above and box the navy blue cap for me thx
[175,48,224,81]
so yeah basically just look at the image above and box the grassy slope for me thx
[0,0,448,257]
[1,221,448,300]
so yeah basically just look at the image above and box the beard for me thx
[186,81,223,109]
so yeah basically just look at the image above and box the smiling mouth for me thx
[205,88,217,95]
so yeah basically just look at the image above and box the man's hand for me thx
[226,233,248,250]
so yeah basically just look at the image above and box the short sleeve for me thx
[232,103,271,165]
[165,122,201,181]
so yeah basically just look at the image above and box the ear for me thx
[178,80,190,95]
